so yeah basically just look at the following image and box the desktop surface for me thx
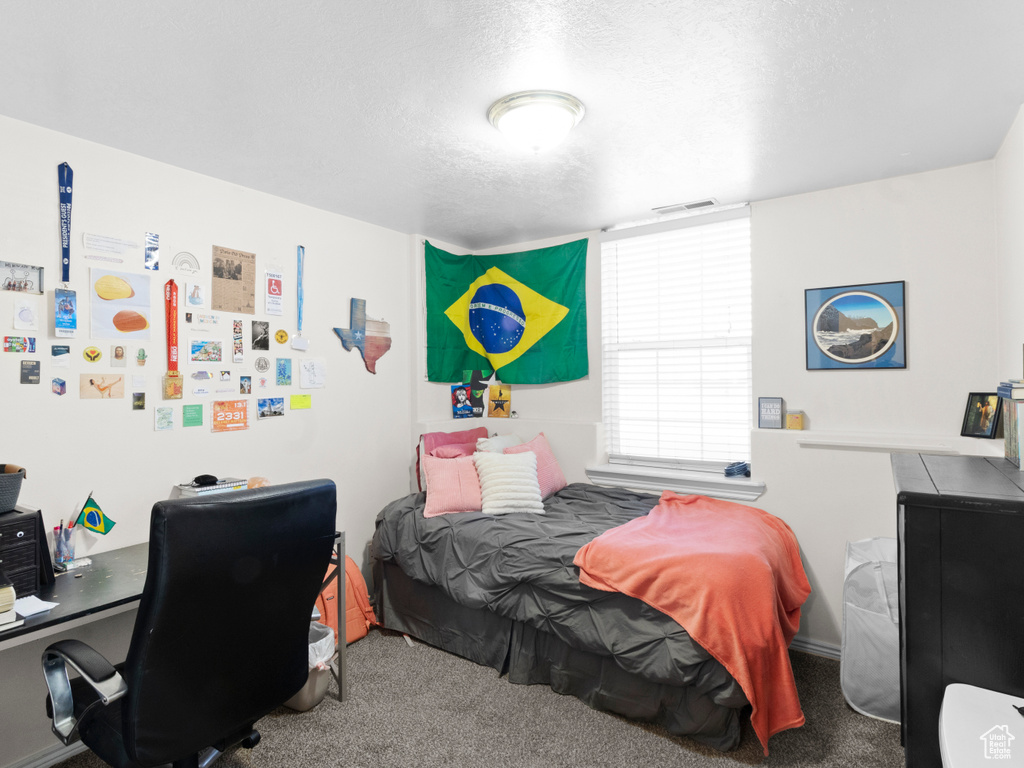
[3,542,148,642]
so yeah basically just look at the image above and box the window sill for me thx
[584,463,766,502]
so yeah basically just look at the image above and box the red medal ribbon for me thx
[165,279,178,372]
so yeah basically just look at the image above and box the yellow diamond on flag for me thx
[444,267,569,370]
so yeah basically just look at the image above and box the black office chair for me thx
[41,479,337,768]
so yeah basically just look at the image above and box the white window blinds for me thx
[601,213,752,468]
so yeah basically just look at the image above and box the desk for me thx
[0,534,346,768]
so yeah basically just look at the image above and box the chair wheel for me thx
[241,730,261,749]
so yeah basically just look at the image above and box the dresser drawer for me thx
[0,509,39,597]
[0,514,36,549]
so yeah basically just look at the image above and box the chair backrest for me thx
[121,479,336,766]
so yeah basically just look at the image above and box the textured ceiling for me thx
[2,1,1024,250]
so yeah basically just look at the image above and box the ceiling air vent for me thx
[652,198,719,215]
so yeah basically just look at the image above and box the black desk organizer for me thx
[0,506,48,598]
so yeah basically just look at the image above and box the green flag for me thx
[76,495,115,534]
[426,239,588,384]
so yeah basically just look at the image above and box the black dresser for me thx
[891,453,1024,767]
[0,505,41,598]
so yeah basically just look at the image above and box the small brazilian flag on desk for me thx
[76,495,115,534]
[425,239,588,384]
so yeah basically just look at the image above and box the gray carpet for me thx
[55,628,904,767]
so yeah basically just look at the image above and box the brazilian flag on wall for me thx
[426,239,588,384]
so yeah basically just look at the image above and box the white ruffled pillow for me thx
[476,433,523,453]
[472,451,544,515]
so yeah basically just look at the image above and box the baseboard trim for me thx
[790,636,840,660]
[9,741,88,768]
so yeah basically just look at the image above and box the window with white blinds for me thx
[601,212,751,469]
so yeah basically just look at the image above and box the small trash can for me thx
[284,621,336,712]
[841,537,900,723]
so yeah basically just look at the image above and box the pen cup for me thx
[54,526,76,564]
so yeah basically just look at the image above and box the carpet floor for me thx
[54,628,904,767]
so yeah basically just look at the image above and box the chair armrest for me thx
[42,639,128,745]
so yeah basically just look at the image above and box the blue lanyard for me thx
[58,163,73,284]
[296,245,305,333]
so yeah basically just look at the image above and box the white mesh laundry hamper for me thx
[841,537,900,723]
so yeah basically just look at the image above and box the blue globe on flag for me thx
[468,284,526,354]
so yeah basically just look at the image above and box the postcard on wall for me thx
[298,359,326,389]
[80,374,124,400]
[488,384,512,417]
[276,358,292,386]
[189,338,223,364]
[452,385,473,419]
[182,403,204,428]
[20,360,40,384]
[51,345,71,368]
[90,269,152,341]
[155,407,174,431]
[252,321,270,350]
[132,392,145,410]
[258,397,285,419]
[211,245,256,315]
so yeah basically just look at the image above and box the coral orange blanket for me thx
[573,492,810,755]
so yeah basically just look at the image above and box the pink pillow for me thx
[422,454,482,518]
[429,442,477,459]
[505,433,567,499]
[417,427,488,490]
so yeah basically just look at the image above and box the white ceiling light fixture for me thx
[487,90,585,153]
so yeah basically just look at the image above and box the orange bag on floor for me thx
[315,556,376,645]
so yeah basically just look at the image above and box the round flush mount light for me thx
[487,90,585,153]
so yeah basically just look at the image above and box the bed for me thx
[372,481,755,750]
[369,431,808,754]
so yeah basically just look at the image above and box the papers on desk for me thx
[14,595,58,617]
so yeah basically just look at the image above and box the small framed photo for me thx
[758,397,784,429]
[961,393,1001,439]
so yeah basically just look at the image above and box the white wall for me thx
[996,105,1024,375]
[0,115,415,565]
[751,161,1000,647]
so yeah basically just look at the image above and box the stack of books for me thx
[998,380,1024,467]
[177,477,248,497]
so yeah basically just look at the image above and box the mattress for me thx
[370,482,749,749]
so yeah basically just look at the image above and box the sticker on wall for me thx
[240,375,252,394]
[186,282,206,308]
[80,374,124,400]
[257,397,285,419]
[290,394,311,410]
[52,378,67,396]
[132,392,145,410]
[255,356,270,373]
[136,348,148,366]
[5,337,37,353]
[111,345,127,367]
[83,345,101,362]
[193,386,211,397]
[275,329,289,344]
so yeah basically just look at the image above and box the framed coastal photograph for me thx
[961,393,1001,439]
[805,281,905,370]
